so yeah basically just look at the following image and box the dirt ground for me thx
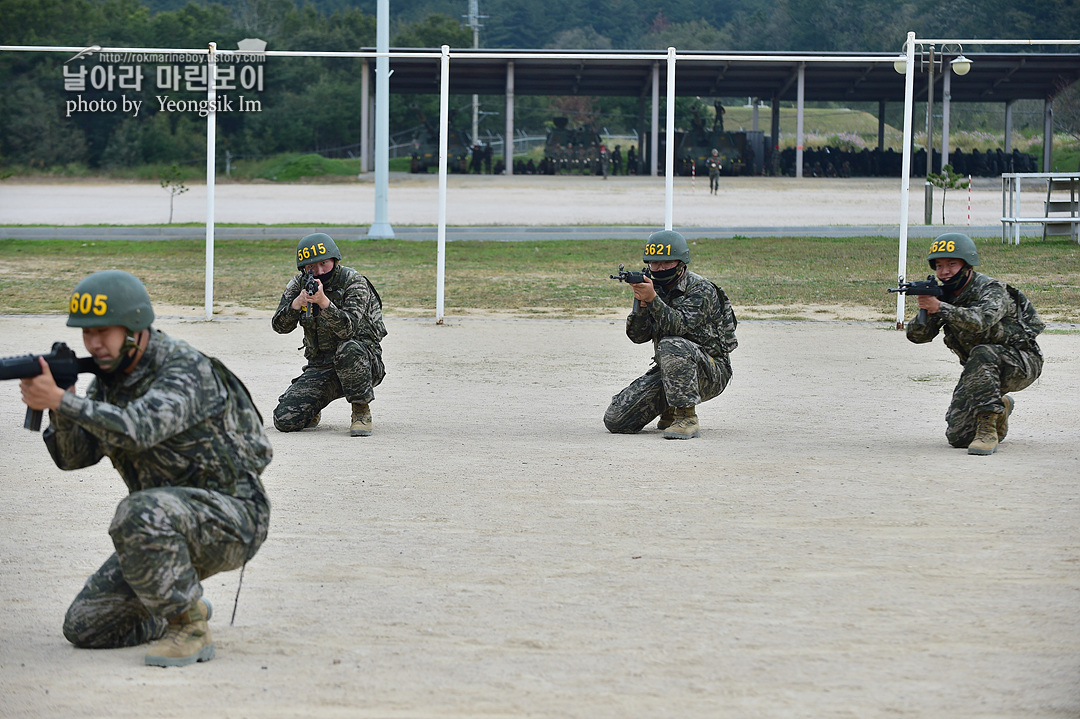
[1,314,1078,718]
[1,177,1078,718]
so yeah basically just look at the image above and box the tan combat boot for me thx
[967,412,1000,455]
[145,598,214,667]
[663,406,700,440]
[996,395,1014,442]
[656,406,676,430]
[350,402,372,437]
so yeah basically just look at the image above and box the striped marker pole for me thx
[967,175,972,226]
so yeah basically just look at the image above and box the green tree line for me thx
[1,0,1078,172]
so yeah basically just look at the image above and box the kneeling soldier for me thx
[272,233,387,436]
[906,233,1045,454]
[19,271,272,666]
[605,230,738,439]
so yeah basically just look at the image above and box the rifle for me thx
[0,342,99,431]
[888,274,943,323]
[609,264,649,284]
[302,270,320,317]
[610,264,651,312]
[303,270,319,297]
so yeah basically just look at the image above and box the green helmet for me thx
[927,232,979,268]
[296,232,342,270]
[643,229,691,264]
[67,270,154,331]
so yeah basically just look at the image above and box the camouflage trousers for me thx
[946,343,1042,448]
[604,337,732,433]
[273,339,384,432]
[63,486,269,649]
[709,173,720,193]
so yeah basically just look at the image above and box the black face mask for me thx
[649,264,682,287]
[314,262,337,285]
[939,266,970,297]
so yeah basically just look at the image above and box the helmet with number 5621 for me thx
[295,232,343,270]
[642,229,691,264]
[66,270,155,331]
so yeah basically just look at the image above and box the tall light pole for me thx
[894,43,971,225]
[464,0,485,144]
[368,0,394,239]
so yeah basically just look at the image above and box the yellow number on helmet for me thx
[70,294,80,313]
[79,293,92,314]
[93,294,108,315]
[946,241,955,252]
[317,243,326,254]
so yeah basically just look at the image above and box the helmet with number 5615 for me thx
[66,270,155,331]
[295,232,343,270]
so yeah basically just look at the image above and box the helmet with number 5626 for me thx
[642,229,691,264]
[66,270,155,331]
[295,232,343,270]
[927,232,979,268]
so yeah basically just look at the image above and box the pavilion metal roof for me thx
[376,49,1080,104]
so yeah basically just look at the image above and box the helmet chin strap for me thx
[95,329,146,373]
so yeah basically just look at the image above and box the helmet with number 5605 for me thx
[66,270,155,331]
[295,232,343,270]
[927,232,979,268]
[642,229,691,264]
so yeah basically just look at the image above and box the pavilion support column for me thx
[878,100,886,150]
[504,61,514,175]
[1043,98,1054,172]
[770,96,780,176]
[795,64,805,179]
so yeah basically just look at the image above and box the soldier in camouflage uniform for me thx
[906,233,1044,455]
[272,233,386,437]
[19,270,272,667]
[605,230,738,439]
[706,149,722,195]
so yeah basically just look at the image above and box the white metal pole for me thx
[650,63,659,177]
[360,59,370,173]
[204,42,217,321]
[368,0,394,238]
[897,32,917,329]
[665,47,676,230]
[436,46,449,324]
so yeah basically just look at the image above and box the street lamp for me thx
[894,43,972,224]
[950,54,972,76]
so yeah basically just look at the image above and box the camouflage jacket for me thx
[43,330,273,504]
[272,264,386,364]
[905,271,1043,364]
[626,269,738,361]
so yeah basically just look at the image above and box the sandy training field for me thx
[1,176,1078,717]
[1,313,1078,718]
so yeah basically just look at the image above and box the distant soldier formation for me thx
[778,145,1038,179]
